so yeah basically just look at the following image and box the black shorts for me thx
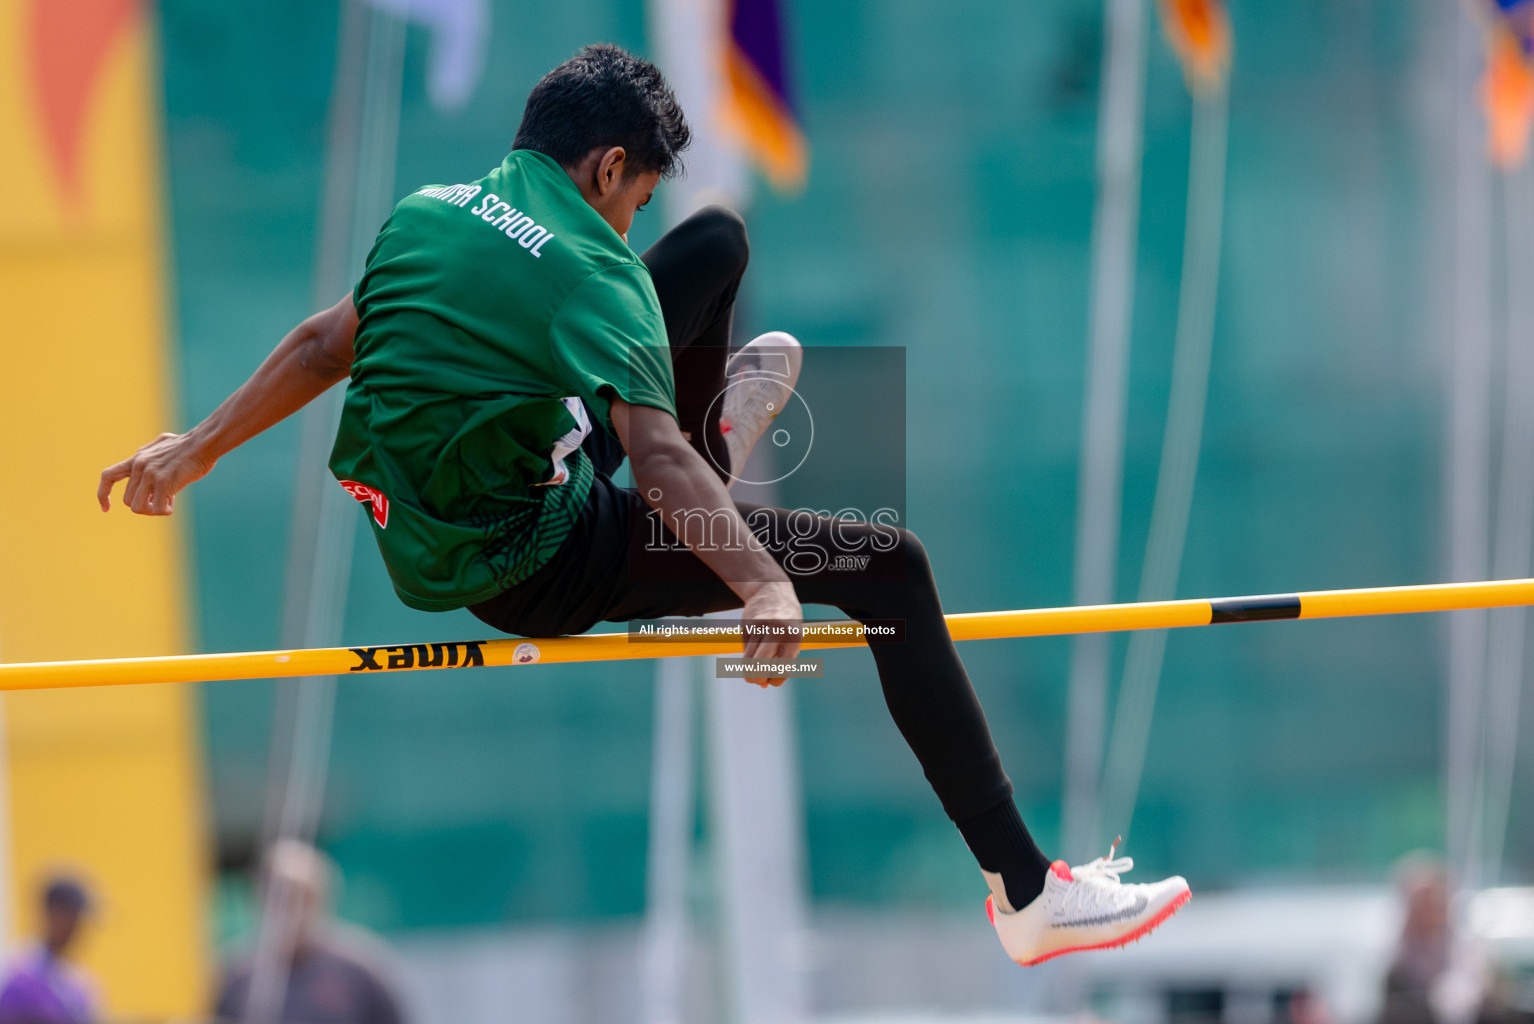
[467,471,731,637]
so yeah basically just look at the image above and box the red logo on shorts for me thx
[339,480,390,528]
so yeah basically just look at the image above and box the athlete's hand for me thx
[740,581,803,688]
[98,432,216,516]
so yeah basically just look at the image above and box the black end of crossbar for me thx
[1209,594,1302,624]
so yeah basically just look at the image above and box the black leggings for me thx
[470,207,1013,822]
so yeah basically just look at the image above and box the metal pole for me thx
[641,656,697,1024]
[639,2,742,1017]
[706,674,808,1024]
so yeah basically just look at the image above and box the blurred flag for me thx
[1479,0,1534,168]
[360,0,488,111]
[25,0,138,206]
[1156,0,1231,95]
[722,0,808,192]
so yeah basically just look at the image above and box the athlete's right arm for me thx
[611,398,803,685]
[97,294,358,516]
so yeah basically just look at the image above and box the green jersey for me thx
[329,149,677,612]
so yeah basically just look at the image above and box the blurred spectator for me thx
[1283,987,1333,1024]
[1478,966,1534,1024]
[213,841,405,1024]
[1380,854,1452,1024]
[0,875,99,1024]
[1375,853,1530,1024]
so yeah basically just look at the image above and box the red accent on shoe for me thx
[720,420,733,434]
[986,894,996,926]
[1015,886,1191,967]
[1050,860,1074,882]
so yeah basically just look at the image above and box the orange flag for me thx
[722,0,807,191]
[1479,2,1534,168]
[1157,0,1231,96]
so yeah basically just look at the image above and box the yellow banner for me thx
[0,0,207,1016]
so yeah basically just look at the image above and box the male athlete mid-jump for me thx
[98,44,1188,965]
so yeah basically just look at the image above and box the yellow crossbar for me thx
[2,577,1532,692]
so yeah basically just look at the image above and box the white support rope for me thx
[1098,82,1229,850]
[1444,8,1496,898]
[1479,160,1534,888]
[1063,0,1150,863]
[245,6,406,1023]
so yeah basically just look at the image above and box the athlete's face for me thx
[606,169,660,242]
[574,145,661,243]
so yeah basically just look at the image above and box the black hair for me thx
[513,44,691,179]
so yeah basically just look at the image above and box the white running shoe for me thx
[720,331,803,487]
[987,842,1190,967]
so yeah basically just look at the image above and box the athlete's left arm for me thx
[97,294,358,516]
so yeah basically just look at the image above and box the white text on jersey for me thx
[416,184,557,258]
